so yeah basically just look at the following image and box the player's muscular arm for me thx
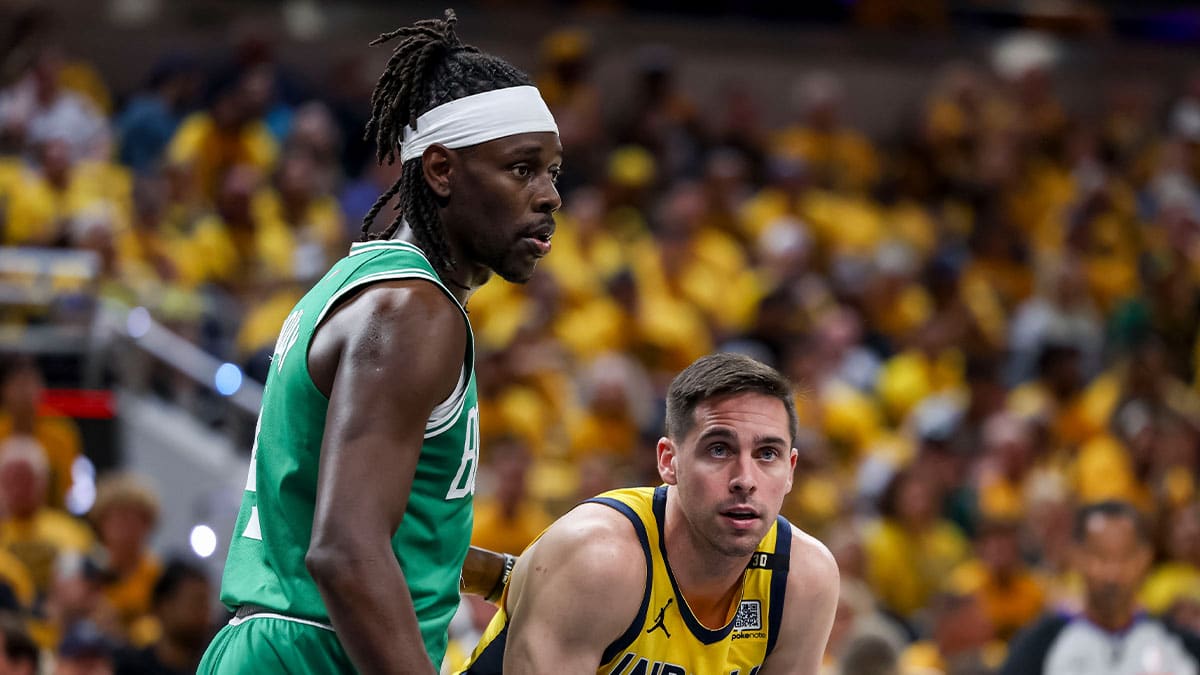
[758,531,839,675]
[503,505,646,674]
[305,281,466,675]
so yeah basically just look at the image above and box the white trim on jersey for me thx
[348,240,427,258]
[313,267,471,437]
[228,612,335,633]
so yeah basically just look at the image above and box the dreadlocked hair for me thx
[361,8,533,277]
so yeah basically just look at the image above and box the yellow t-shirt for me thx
[167,113,278,200]
[103,552,163,636]
[0,509,95,594]
[470,498,553,557]
[864,518,970,619]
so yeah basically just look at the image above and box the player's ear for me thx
[657,436,678,485]
[785,447,799,493]
[422,144,453,200]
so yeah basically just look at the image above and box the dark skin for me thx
[303,130,561,674]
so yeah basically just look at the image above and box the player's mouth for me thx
[720,506,761,529]
[520,220,555,257]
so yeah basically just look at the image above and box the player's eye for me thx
[510,164,532,179]
[709,443,730,458]
[758,448,779,461]
[549,167,562,184]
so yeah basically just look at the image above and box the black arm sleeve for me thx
[999,613,1070,675]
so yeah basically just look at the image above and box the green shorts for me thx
[198,614,354,674]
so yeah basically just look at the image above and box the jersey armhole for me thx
[764,516,793,657]
[306,264,473,426]
[585,497,653,666]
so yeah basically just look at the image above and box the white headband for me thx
[400,85,558,163]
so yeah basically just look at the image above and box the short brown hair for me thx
[665,353,799,446]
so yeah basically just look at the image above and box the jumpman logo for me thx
[646,598,673,638]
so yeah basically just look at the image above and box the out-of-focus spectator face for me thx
[210,90,244,131]
[977,131,1019,187]
[564,187,606,236]
[1073,512,1152,623]
[490,438,532,509]
[96,504,153,560]
[1038,344,1082,399]
[934,594,994,655]
[158,574,212,648]
[983,413,1034,479]
[893,471,938,529]
[38,138,73,187]
[217,165,260,226]
[32,47,64,102]
[795,71,844,131]
[289,103,340,163]
[575,456,618,501]
[133,174,169,231]
[1,362,43,422]
[277,152,319,205]
[977,522,1022,579]
[704,149,749,197]
[164,161,199,204]
[1167,506,1200,565]
[827,527,865,580]
[0,439,49,519]
[757,219,812,283]
[238,64,274,120]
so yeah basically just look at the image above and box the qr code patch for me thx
[733,600,761,631]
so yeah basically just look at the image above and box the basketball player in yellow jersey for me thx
[458,353,839,675]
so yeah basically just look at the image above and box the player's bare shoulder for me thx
[788,527,839,593]
[505,501,647,626]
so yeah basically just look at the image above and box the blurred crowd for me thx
[1,7,1200,675]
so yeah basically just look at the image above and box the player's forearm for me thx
[306,545,436,675]
[460,545,515,599]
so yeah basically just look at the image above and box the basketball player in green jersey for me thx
[458,354,839,674]
[198,11,561,674]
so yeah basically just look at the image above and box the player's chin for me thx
[493,254,541,284]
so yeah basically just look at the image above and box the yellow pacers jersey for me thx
[459,485,791,675]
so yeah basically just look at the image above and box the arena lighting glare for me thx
[126,306,151,339]
[65,457,97,515]
[215,363,244,396]
[190,525,218,558]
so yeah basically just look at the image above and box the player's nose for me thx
[729,456,757,494]
[532,173,561,214]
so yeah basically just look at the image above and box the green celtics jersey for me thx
[219,240,479,668]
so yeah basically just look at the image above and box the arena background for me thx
[1,1,1199,672]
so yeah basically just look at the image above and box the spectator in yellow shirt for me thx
[250,150,345,283]
[864,468,971,624]
[950,519,1047,641]
[1142,503,1200,617]
[166,70,278,202]
[0,357,80,510]
[87,473,162,641]
[0,436,93,598]
[772,71,881,193]
[4,137,129,247]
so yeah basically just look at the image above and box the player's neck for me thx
[391,228,488,304]
[662,491,752,626]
